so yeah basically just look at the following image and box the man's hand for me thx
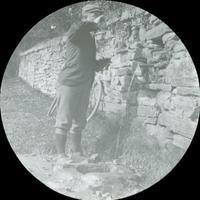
[96,58,111,72]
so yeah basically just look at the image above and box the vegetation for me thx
[1,77,185,190]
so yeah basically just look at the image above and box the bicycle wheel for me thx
[87,78,102,122]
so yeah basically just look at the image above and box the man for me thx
[53,3,110,169]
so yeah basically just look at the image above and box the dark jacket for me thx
[58,21,98,86]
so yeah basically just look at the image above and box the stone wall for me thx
[19,36,69,96]
[19,4,199,150]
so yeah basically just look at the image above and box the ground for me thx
[0,77,185,200]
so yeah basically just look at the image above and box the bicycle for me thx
[47,76,103,122]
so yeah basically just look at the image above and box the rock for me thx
[142,47,153,62]
[88,154,101,163]
[137,105,159,118]
[111,67,133,76]
[136,76,146,83]
[64,163,110,174]
[158,112,198,138]
[111,76,120,86]
[145,23,171,40]
[107,90,136,103]
[173,87,200,96]
[46,181,62,190]
[103,102,126,114]
[169,95,198,118]
[154,60,169,68]
[106,14,119,25]
[157,69,166,76]
[131,61,140,70]
[129,41,143,49]
[104,95,121,103]
[101,70,112,81]
[116,48,128,54]
[165,39,178,50]
[152,18,161,25]
[95,31,105,40]
[173,41,186,52]
[172,134,191,149]
[146,124,173,147]
[149,15,157,24]
[137,116,157,124]
[139,64,154,68]
[55,168,75,183]
[112,84,129,93]
[120,9,132,21]
[165,57,199,87]
[134,7,144,15]
[162,32,176,44]
[144,40,160,49]
[137,89,157,106]
[189,106,200,121]
[114,51,134,64]
[139,26,146,41]
[118,75,132,88]
[110,55,121,66]
[123,91,138,104]
[173,51,188,59]
[81,173,102,187]
[156,91,172,110]
[107,88,121,97]
[152,50,169,60]
[134,65,143,76]
[146,83,172,91]
[132,47,146,61]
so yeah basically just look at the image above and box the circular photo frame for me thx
[1,1,199,200]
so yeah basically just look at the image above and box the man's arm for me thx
[68,21,98,45]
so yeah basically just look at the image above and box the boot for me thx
[55,133,67,155]
[70,133,87,163]
[71,133,82,154]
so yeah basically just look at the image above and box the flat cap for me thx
[82,3,103,15]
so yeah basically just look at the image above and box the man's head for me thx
[82,3,104,24]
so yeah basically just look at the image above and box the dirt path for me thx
[18,153,144,200]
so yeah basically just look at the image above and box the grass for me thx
[1,77,185,191]
[118,118,185,188]
[0,77,121,157]
[1,77,56,154]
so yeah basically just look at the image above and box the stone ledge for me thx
[172,87,200,96]
[172,134,191,150]
[158,112,197,139]
[137,105,159,118]
[145,83,172,92]
[165,57,199,87]
[162,32,176,44]
[145,23,171,40]
[137,116,157,124]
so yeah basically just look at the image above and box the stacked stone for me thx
[95,7,199,150]
[18,5,199,150]
[134,15,200,149]
[19,36,67,97]
[19,55,35,87]
[95,6,148,114]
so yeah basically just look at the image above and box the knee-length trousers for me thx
[54,80,93,135]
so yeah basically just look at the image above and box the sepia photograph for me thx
[0,0,199,199]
